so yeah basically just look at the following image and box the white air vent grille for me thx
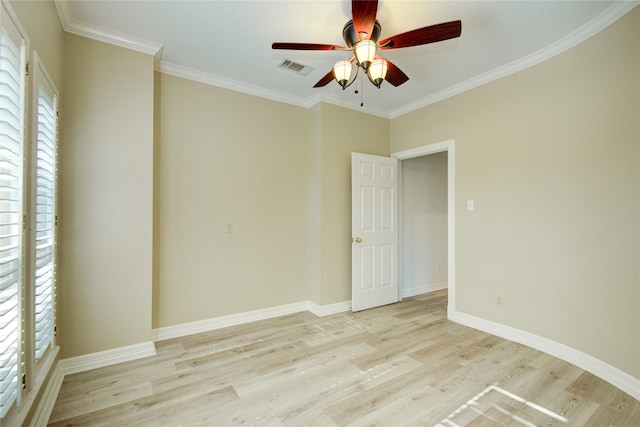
[278,59,313,76]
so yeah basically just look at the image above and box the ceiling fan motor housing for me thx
[272,0,461,89]
[342,19,382,47]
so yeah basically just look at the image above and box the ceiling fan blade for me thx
[379,20,462,49]
[272,42,345,51]
[313,69,336,88]
[352,0,378,40]
[377,56,409,87]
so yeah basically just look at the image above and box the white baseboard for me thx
[34,302,640,426]
[152,301,309,341]
[402,281,448,298]
[307,300,351,317]
[59,341,157,376]
[449,310,640,401]
[57,300,347,379]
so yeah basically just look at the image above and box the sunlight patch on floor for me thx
[437,384,569,426]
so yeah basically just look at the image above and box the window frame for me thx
[1,2,60,423]
[0,0,29,418]
[28,49,58,386]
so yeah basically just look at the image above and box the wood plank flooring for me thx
[49,291,640,426]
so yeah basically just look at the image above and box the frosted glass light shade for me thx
[367,59,388,88]
[354,40,376,70]
[333,60,352,89]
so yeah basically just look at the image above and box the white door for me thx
[351,153,399,311]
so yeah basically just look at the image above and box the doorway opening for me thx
[392,140,456,317]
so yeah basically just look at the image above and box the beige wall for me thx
[15,1,638,386]
[318,104,390,304]
[307,104,323,305]
[391,8,640,377]
[402,153,448,292]
[154,84,389,322]
[10,0,64,91]
[154,73,309,327]
[60,34,154,357]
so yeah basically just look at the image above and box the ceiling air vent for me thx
[278,59,313,76]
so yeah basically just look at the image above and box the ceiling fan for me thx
[272,0,462,90]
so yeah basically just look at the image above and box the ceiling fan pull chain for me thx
[272,1,461,92]
[360,73,364,107]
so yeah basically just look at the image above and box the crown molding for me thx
[390,0,640,118]
[54,0,163,61]
[53,0,73,29]
[66,20,163,59]
[54,0,637,119]
[157,61,392,118]
[157,61,315,108]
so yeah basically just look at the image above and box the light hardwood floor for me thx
[49,291,640,426]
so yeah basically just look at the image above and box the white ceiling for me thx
[55,0,637,118]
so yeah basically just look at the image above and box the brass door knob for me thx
[352,237,362,243]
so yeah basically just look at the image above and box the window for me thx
[31,52,57,366]
[1,3,58,422]
[0,3,28,418]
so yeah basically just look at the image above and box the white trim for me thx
[392,140,456,315]
[36,302,640,422]
[392,140,453,160]
[152,300,352,342]
[390,1,640,118]
[307,300,351,317]
[2,348,59,427]
[152,301,309,342]
[450,310,640,401]
[59,341,157,376]
[53,300,350,380]
[29,362,64,427]
[54,1,162,59]
[53,0,73,30]
[65,21,163,58]
[156,62,391,119]
[391,139,640,399]
[402,282,448,299]
[157,61,314,109]
[53,0,636,118]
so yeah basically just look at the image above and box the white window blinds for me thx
[0,13,26,418]
[32,57,57,363]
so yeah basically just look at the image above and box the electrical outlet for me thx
[496,296,503,306]
[226,224,233,234]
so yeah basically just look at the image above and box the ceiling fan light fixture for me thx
[354,39,376,70]
[272,2,462,94]
[333,60,353,89]
[367,58,388,88]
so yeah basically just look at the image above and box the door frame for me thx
[391,139,456,318]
